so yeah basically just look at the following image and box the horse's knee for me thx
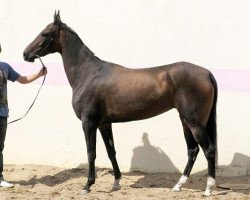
[187,146,199,161]
[204,146,215,160]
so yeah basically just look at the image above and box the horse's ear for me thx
[54,10,62,25]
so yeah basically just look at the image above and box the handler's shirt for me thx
[0,61,20,117]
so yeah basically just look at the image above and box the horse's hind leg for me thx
[99,123,121,191]
[173,116,199,192]
[187,123,216,196]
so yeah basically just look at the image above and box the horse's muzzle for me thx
[23,52,35,62]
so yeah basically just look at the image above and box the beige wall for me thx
[0,0,250,176]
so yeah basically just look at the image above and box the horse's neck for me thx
[60,31,100,88]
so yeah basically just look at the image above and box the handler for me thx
[0,44,47,188]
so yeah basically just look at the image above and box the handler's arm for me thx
[17,68,47,84]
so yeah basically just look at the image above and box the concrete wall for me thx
[0,0,249,176]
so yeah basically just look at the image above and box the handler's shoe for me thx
[0,177,14,188]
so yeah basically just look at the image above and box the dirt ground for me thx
[0,165,249,200]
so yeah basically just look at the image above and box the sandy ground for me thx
[0,165,249,200]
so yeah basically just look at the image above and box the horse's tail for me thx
[207,72,218,168]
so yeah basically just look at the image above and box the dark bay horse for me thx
[23,12,218,196]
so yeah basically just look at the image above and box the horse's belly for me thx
[104,99,174,123]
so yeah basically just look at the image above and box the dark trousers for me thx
[0,117,7,177]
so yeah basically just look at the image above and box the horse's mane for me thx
[60,23,78,36]
[60,23,98,62]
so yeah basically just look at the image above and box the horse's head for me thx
[23,11,63,62]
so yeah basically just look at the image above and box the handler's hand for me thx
[38,67,48,77]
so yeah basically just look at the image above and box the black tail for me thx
[207,72,218,167]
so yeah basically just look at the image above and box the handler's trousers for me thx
[0,117,7,177]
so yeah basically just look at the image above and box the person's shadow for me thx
[129,133,250,196]
[128,132,180,188]
[130,132,180,173]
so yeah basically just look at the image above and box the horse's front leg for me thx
[81,118,98,194]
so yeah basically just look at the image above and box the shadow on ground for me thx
[10,132,250,196]
[127,133,250,196]
[11,166,86,187]
[129,132,180,173]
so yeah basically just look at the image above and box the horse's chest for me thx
[72,89,99,118]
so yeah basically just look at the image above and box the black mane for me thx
[60,23,97,61]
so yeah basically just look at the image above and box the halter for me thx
[36,37,54,57]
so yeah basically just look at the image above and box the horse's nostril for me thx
[23,52,28,60]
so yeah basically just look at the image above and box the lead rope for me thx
[8,56,47,124]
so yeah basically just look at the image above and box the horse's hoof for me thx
[81,189,90,195]
[112,185,121,191]
[112,178,121,191]
[172,186,181,192]
[203,190,212,197]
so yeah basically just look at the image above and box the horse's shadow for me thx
[127,132,250,196]
[12,164,89,187]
